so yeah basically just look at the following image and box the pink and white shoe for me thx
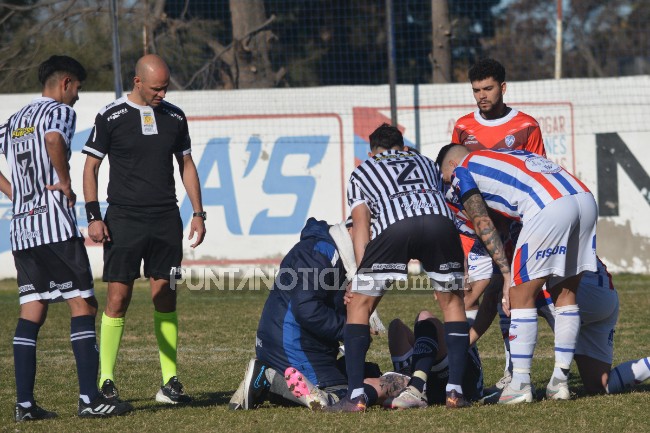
[284,367,331,410]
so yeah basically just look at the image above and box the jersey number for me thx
[386,160,424,186]
[16,150,35,205]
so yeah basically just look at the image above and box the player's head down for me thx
[469,58,506,84]
[38,55,86,107]
[369,123,404,154]
[436,143,469,183]
[38,55,87,86]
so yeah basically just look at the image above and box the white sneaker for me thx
[383,385,427,409]
[498,382,534,405]
[546,377,571,400]
[485,371,512,395]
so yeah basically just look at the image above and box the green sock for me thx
[154,310,178,385]
[99,312,125,385]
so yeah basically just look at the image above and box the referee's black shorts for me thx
[103,205,183,282]
[352,214,464,295]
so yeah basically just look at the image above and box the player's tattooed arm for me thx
[463,193,510,274]
[379,373,409,398]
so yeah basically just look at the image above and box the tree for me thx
[431,0,451,83]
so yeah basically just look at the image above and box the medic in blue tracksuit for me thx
[255,218,349,388]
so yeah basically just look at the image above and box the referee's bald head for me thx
[135,54,170,83]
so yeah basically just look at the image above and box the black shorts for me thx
[13,237,94,305]
[103,205,182,282]
[352,214,465,295]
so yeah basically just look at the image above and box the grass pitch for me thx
[1,274,649,432]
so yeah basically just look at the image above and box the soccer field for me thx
[1,275,649,432]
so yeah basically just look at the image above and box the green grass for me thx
[1,275,650,432]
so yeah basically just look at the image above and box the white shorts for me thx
[511,193,598,287]
[467,240,498,283]
[575,264,619,364]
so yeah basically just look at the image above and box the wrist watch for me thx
[192,211,207,220]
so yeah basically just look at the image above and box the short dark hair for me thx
[468,58,506,84]
[369,123,403,151]
[38,55,87,86]
[435,143,458,168]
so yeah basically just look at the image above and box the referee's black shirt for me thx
[83,96,191,207]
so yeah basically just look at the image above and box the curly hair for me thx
[468,58,506,84]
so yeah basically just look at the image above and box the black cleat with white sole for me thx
[156,376,192,404]
[15,403,57,422]
[78,395,133,418]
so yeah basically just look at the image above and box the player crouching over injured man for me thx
[228,217,399,410]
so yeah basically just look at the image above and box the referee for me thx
[82,54,206,404]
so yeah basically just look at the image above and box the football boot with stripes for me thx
[78,395,133,417]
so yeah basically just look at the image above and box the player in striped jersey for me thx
[437,145,597,404]
[0,55,131,421]
[325,124,468,412]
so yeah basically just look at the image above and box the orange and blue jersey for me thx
[452,108,546,157]
[452,149,590,224]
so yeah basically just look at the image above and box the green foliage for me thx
[1,275,650,431]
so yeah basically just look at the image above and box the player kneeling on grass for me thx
[229,217,394,410]
[470,257,650,399]
[383,310,484,409]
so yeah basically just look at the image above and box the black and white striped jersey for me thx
[347,150,453,239]
[0,97,80,251]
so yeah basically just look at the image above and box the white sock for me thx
[497,302,512,374]
[445,383,462,393]
[509,308,537,387]
[552,305,580,381]
[80,394,91,404]
[18,401,32,409]
[350,387,365,399]
[465,309,478,327]
[608,357,650,394]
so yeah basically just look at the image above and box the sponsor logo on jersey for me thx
[11,126,36,144]
[400,199,435,211]
[464,135,479,146]
[13,205,48,219]
[535,245,567,260]
[162,107,184,122]
[391,188,437,199]
[15,228,41,241]
[49,280,73,290]
[525,156,561,174]
[107,108,128,122]
[505,135,515,147]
